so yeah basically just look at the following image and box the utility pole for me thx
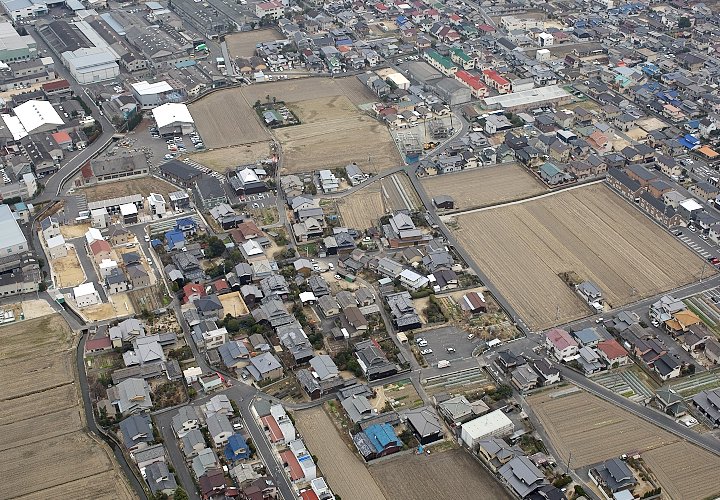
[565,451,572,475]
[556,304,560,321]
[700,260,707,282]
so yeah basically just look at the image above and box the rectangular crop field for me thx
[78,176,178,203]
[642,441,720,500]
[528,389,720,499]
[190,143,272,172]
[225,28,281,58]
[381,173,421,211]
[338,184,385,230]
[295,406,386,500]
[275,96,400,174]
[527,390,677,467]
[453,185,709,330]
[369,448,511,500]
[240,77,347,104]
[0,314,134,500]
[189,88,271,149]
[420,164,546,210]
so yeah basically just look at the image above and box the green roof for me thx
[540,162,563,177]
[451,48,471,62]
[427,50,456,70]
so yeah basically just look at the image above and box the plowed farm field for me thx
[338,183,385,229]
[452,184,709,330]
[420,163,546,210]
[528,389,720,500]
[189,88,271,149]
[296,406,385,500]
[369,448,511,500]
[0,314,134,500]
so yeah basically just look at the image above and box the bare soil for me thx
[78,176,178,202]
[190,142,273,172]
[225,28,282,58]
[53,245,85,288]
[369,448,511,500]
[453,185,710,330]
[421,163,546,210]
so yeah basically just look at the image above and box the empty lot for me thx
[189,88,271,149]
[53,245,85,289]
[78,176,178,202]
[421,164,546,210]
[0,313,133,500]
[370,448,511,500]
[296,406,385,500]
[528,389,720,499]
[338,183,385,230]
[453,185,709,330]
[225,28,281,58]
[275,95,400,174]
[190,143,272,172]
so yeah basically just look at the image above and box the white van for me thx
[438,360,450,369]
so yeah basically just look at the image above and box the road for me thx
[26,25,116,202]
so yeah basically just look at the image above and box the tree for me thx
[205,236,226,258]
[174,488,189,500]
[678,16,691,29]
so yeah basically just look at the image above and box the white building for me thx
[98,259,118,278]
[1,0,47,21]
[0,204,28,255]
[61,47,119,84]
[13,99,64,135]
[131,80,175,109]
[255,0,284,19]
[460,409,514,449]
[85,227,104,245]
[153,102,194,135]
[387,72,410,90]
[46,234,66,259]
[147,193,166,216]
[73,282,101,307]
[91,208,108,228]
[318,169,339,193]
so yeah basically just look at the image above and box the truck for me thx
[437,360,450,369]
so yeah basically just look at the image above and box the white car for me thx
[334,274,342,280]
[144,235,150,242]
[420,348,433,355]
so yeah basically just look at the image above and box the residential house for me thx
[498,456,547,499]
[207,413,234,447]
[172,406,200,438]
[545,328,579,361]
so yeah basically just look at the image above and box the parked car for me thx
[446,347,455,353]
[420,348,433,355]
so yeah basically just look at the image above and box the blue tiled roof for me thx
[364,423,402,453]
[224,434,250,461]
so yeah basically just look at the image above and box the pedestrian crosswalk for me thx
[679,235,712,258]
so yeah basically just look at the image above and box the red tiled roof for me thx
[52,131,72,144]
[546,328,577,350]
[597,339,628,360]
[280,450,304,481]
[85,336,112,351]
[89,239,111,255]
[456,70,487,91]
[300,490,319,500]
[42,79,70,91]
[81,162,93,179]
[262,415,283,443]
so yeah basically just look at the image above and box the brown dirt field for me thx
[0,313,72,361]
[0,353,74,400]
[18,469,134,500]
[59,223,90,239]
[0,406,82,451]
[190,142,272,172]
[225,28,281,58]
[0,385,77,425]
[189,88,271,149]
[53,246,85,288]
[276,102,399,174]
[381,173,422,211]
[219,291,249,316]
[296,406,386,500]
[78,176,178,202]
[453,185,710,330]
[335,76,379,106]
[338,183,385,229]
[82,296,134,321]
[0,314,134,500]
[288,95,362,124]
[240,77,347,104]
[369,448,511,500]
[21,299,56,320]
[421,164,546,210]
[0,431,115,497]
[527,390,679,467]
[642,441,720,500]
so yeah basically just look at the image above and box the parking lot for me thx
[414,326,478,367]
